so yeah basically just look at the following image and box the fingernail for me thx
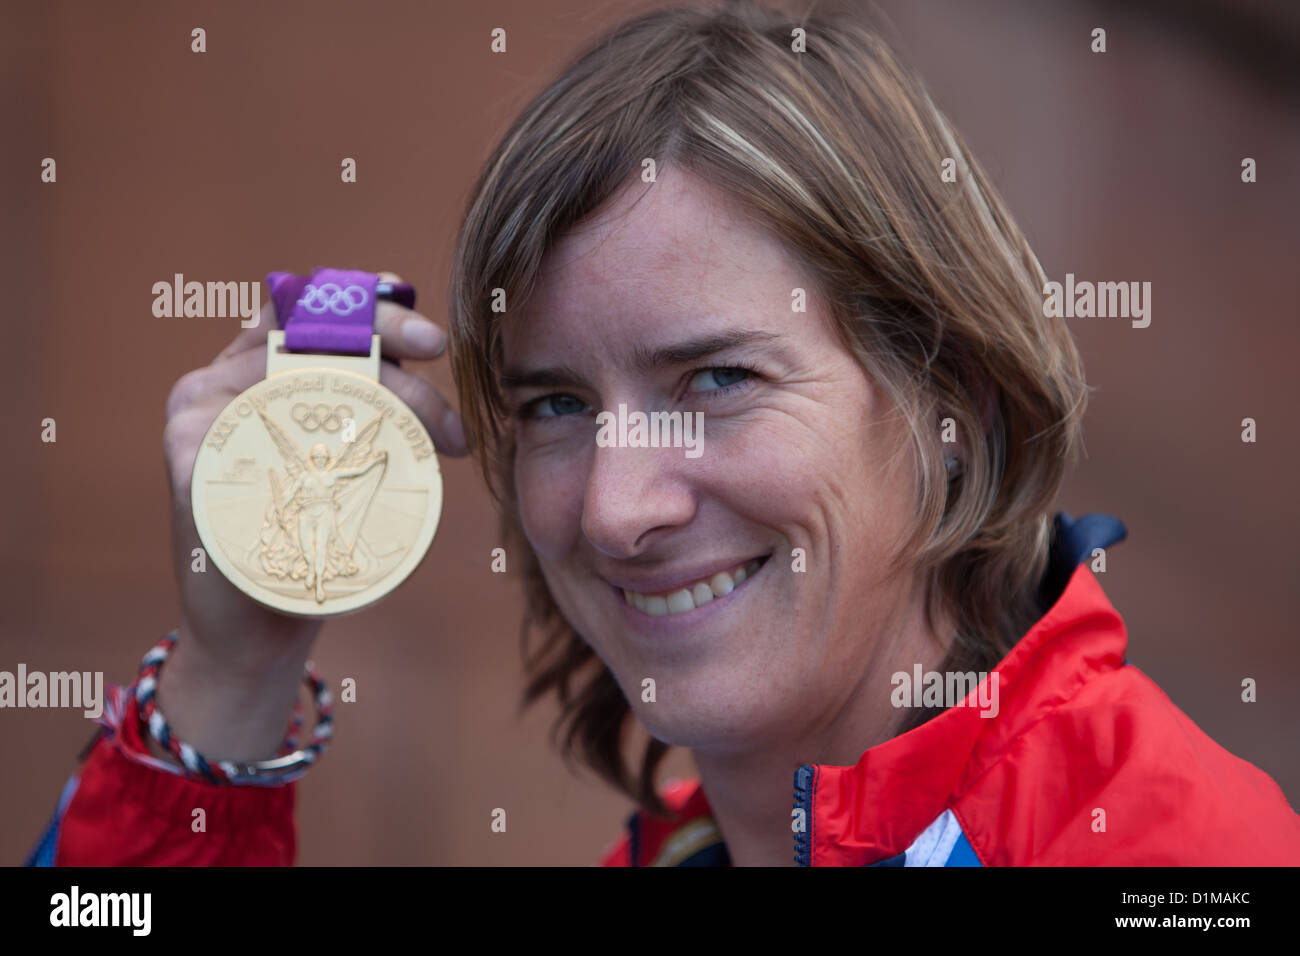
[402,319,444,354]
[442,409,468,453]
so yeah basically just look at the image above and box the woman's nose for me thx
[580,441,696,560]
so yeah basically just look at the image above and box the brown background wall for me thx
[2,0,1296,864]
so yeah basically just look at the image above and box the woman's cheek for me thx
[698,411,822,507]
[515,444,589,562]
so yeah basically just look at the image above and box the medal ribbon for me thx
[266,268,414,354]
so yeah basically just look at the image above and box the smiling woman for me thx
[30,0,1299,870]
[445,0,1300,866]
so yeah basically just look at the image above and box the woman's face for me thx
[502,166,927,754]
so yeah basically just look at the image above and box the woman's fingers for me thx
[169,347,469,461]
[214,299,277,361]
[190,272,468,457]
[167,348,266,419]
[360,271,449,358]
[373,301,447,358]
[379,363,471,458]
[218,303,446,361]
[214,291,446,363]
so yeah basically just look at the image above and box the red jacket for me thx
[28,514,1300,866]
[599,562,1300,866]
[29,681,296,865]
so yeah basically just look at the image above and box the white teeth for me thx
[622,559,763,616]
[666,589,695,614]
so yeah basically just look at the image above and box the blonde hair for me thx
[449,0,1088,816]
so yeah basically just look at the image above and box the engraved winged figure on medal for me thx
[254,409,388,603]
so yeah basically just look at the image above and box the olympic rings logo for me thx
[291,402,354,432]
[297,283,369,316]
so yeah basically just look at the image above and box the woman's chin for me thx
[627,680,795,753]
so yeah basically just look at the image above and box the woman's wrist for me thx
[153,623,317,764]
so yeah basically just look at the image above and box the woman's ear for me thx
[944,449,965,481]
[939,369,997,481]
[937,411,966,480]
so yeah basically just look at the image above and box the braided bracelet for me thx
[133,630,334,785]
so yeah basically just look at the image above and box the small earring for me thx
[944,454,964,479]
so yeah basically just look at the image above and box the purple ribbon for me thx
[266,268,407,355]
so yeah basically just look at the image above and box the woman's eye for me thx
[687,366,752,393]
[527,394,589,418]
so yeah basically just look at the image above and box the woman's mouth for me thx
[619,557,768,617]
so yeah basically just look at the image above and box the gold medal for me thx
[191,330,443,616]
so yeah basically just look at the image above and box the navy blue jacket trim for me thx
[793,764,816,866]
[24,772,80,867]
[866,851,907,867]
[678,842,732,866]
[626,811,641,867]
[1039,512,1126,610]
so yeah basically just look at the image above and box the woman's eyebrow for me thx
[499,329,782,390]
[629,329,781,373]
[499,363,590,391]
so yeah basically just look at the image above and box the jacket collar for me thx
[794,557,1127,865]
